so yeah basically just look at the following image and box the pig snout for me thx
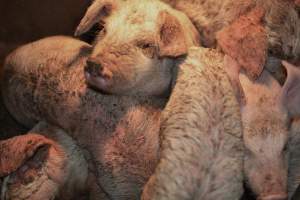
[257,175,287,200]
[258,194,288,200]
[85,58,103,77]
[246,163,288,200]
[256,177,287,200]
[84,57,113,91]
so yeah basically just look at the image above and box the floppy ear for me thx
[157,11,188,58]
[280,61,300,118]
[75,0,118,36]
[216,7,267,80]
[0,134,59,177]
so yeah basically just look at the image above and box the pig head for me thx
[225,57,300,200]
[75,0,200,96]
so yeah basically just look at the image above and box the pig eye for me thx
[98,27,106,38]
[282,143,288,152]
[140,43,151,49]
[137,41,157,58]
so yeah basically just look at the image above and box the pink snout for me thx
[258,193,288,200]
[84,58,113,91]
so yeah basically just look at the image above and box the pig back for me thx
[1,36,146,133]
[2,36,91,129]
[143,47,244,200]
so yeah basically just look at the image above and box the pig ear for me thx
[0,134,56,177]
[75,0,118,36]
[223,55,246,106]
[216,7,267,80]
[157,11,188,58]
[280,61,300,118]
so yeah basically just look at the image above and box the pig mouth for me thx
[85,71,113,94]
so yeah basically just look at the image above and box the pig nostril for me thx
[84,64,92,75]
[87,60,102,70]
[85,59,102,76]
[86,60,94,68]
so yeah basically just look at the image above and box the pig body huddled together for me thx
[1,35,163,199]
[1,0,200,198]
[1,0,300,200]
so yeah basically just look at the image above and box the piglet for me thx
[142,47,244,200]
[225,57,300,200]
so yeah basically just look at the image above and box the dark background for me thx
[0,0,92,139]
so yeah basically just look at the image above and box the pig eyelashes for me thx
[74,1,116,36]
[98,27,107,40]
[91,26,106,45]
[137,41,158,58]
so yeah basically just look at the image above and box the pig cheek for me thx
[111,57,151,94]
[106,55,139,92]
[152,71,172,95]
[110,67,135,93]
